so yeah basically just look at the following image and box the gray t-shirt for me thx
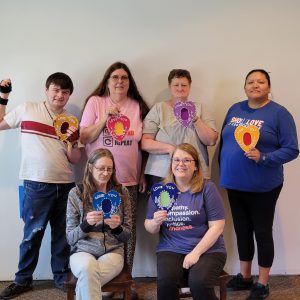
[143,101,217,178]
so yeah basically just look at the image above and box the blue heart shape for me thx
[150,183,179,211]
[92,190,121,219]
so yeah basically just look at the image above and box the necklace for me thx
[44,101,54,122]
[43,101,65,124]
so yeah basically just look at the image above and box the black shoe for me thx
[246,282,269,299]
[54,282,68,293]
[0,282,32,299]
[227,273,254,290]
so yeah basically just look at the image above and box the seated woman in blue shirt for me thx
[145,143,226,300]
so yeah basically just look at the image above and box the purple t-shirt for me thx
[146,180,226,254]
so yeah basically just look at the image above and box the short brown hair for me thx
[168,69,192,85]
[45,72,74,94]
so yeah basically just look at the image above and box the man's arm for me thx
[66,126,81,164]
[0,79,12,130]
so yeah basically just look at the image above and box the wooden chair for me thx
[179,270,229,300]
[64,262,133,300]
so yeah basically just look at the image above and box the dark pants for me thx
[157,251,226,300]
[227,184,283,268]
[125,185,138,272]
[15,180,74,286]
[146,175,163,191]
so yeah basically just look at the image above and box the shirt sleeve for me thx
[3,103,27,129]
[66,187,88,246]
[258,107,299,167]
[80,96,100,128]
[145,196,157,219]
[142,103,161,135]
[198,102,217,131]
[203,181,225,221]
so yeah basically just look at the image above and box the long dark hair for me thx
[83,61,149,119]
[80,148,127,213]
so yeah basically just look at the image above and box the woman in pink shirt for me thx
[80,62,149,284]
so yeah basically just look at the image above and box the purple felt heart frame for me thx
[173,100,196,127]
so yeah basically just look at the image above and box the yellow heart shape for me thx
[53,114,79,141]
[234,125,260,152]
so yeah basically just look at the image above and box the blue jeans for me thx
[15,180,75,286]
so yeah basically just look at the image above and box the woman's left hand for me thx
[244,147,261,162]
[104,214,121,229]
[139,174,147,193]
[183,251,200,269]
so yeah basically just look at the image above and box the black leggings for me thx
[157,251,226,300]
[227,184,282,268]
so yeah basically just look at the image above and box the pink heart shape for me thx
[106,114,130,141]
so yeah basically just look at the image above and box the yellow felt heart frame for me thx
[53,114,79,141]
[234,125,260,152]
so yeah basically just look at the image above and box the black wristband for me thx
[0,97,8,105]
[111,226,123,235]
[0,82,12,93]
[80,220,95,233]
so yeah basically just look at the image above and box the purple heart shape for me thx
[92,190,121,219]
[150,183,179,211]
[173,101,196,127]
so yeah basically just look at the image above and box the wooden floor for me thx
[1,275,300,299]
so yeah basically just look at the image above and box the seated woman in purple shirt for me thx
[145,143,226,300]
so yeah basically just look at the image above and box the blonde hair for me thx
[163,143,204,193]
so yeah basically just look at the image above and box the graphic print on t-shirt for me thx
[165,204,200,231]
[102,127,133,147]
[228,116,264,129]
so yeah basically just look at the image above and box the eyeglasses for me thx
[93,166,114,173]
[110,75,129,82]
[171,158,195,165]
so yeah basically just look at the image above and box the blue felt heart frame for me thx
[92,190,121,219]
[150,183,179,211]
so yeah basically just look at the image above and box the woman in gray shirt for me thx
[66,148,132,300]
[141,69,218,186]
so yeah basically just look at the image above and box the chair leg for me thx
[67,285,75,300]
[219,278,227,300]
[124,286,131,300]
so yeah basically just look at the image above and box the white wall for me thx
[0,0,299,279]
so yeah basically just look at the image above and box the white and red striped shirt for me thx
[4,101,74,183]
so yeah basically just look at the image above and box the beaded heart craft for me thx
[106,114,130,141]
[92,190,121,219]
[53,114,79,141]
[173,100,196,127]
[234,125,260,152]
[150,183,179,211]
